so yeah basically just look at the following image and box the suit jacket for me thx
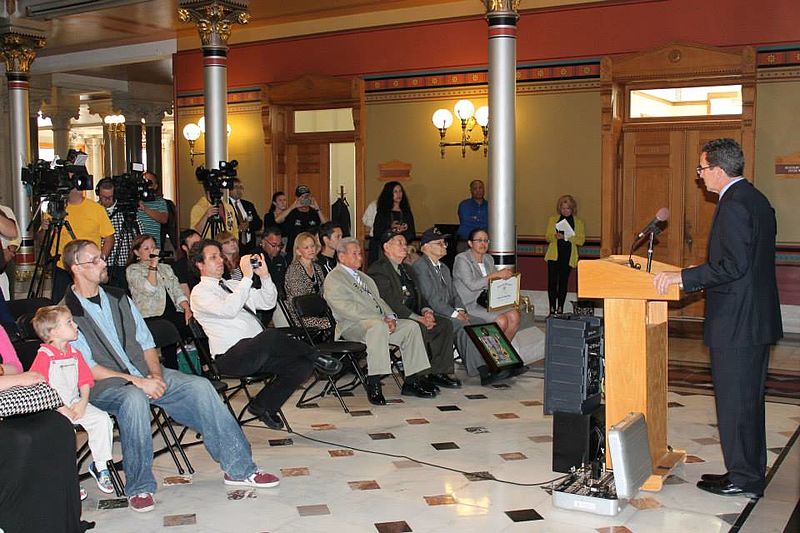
[368,256,428,319]
[412,255,466,317]
[682,180,782,348]
[323,264,394,337]
[230,197,262,245]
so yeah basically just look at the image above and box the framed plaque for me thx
[487,273,520,311]
[465,323,524,373]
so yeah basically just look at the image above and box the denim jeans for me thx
[91,368,256,496]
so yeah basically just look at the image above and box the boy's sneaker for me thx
[128,493,155,513]
[80,486,88,501]
[88,463,115,494]
[223,470,280,488]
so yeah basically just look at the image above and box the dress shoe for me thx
[696,479,762,499]
[366,381,386,406]
[246,405,285,430]
[480,369,512,386]
[314,354,343,375]
[401,379,437,398]
[418,377,440,395]
[427,373,462,389]
[700,472,729,483]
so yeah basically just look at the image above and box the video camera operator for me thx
[139,171,168,248]
[96,178,143,291]
[189,160,239,238]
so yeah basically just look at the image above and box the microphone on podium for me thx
[635,208,670,240]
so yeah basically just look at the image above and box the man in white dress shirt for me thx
[190,239,341,429]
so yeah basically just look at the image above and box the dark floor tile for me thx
[97,498,128,510]
[350,410,374,417]
[369,432,396,440]
[297,402,320,408]
[164,514,196,527]
[328,449,354,457]
[281,467,310,477]
[269,438,293,446]
[424,494,457,505]
[494,412,520,419]
[406,418,429,425]
[464,471,495,481]
[465,394,487,400]
[768,447,783,454]
[529,435,552,443]
[437,405,461,411]
[339,391,354,397]
[663,475,687,485]
[717,513,740,525]
[374,520,412,533]
[491,383,511,389]
[349,480,381,490]
[432,441,460,450]
[297,504,331,516]
[505,508,543,522]
[386,398,405,404]
[520,400,542,406]
[465,426,489,434]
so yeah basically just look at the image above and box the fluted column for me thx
[178,0,249,170]
[484,0,519,271]
[125,119,143,167]
[0,18,46,280]
[84,136,104,183]
[145,109,168,177]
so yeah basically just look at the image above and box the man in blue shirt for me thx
[456,179,488,245]
[62,239,279,513]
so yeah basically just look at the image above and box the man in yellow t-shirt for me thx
[41,187,115,302]
[190,190,237,238]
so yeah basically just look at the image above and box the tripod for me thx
[28,210,76,299]
[200,207,226,240]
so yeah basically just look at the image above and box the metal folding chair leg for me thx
[151,406,195,475]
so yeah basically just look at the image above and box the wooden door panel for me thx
[287,143,331,220]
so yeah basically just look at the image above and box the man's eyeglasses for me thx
[75,255,106,266]
[696,165,716,175]
[264,241,283,248]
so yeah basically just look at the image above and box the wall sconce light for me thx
[103,114,126,134]
[431,100,489,158]
[182,115,232,167]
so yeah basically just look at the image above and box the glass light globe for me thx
[431,109,453,129]
[182,123,201,142]
[475,106,489,127]
[454,99,475,121]
[197,116,205,133]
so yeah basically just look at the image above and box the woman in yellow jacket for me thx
[544,195,585,315]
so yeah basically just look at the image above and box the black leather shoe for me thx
[427,373,462,389]
[700,472,730,482]
[401,380,437,398]
[418,377,440,395]
[247,405,284,430]
[366,381,386,406]
[314,354,343,375]
[481,369,512,386]
[696,479,762,499]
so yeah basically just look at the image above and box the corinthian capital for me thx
[0,18,46,74]
[178,0,250,48]
[483,0,520,14]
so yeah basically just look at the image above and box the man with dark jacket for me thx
[655,138,782,499]
[368,231,460,389]
[229,178,262,253]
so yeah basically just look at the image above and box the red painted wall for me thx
[175,0,800,92]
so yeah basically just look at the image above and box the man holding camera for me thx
[137,171,168,248]
[190,239,341,429]
[42,186,115,303]
[283,185,327,253]
[96,178,144,291]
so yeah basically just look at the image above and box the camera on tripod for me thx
[22,149,93,199]
[195,159,238,205]
[109,162,156,214]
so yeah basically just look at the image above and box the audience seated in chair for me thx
[189,239,342,430]
[323,237,435,406]
[62,238,281,514]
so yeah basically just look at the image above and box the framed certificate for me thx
[487,273,520,311]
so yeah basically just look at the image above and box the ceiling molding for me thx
[32,38,176,74]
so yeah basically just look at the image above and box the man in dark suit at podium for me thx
[655,138,782,499]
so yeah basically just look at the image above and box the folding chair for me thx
[76,424,125,497]
[187,317,291,431]
[291,294,370,413]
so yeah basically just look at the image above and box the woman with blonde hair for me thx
[544,194,585,315]
[284,232,329,331]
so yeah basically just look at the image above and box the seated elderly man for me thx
[368,231,461,390]
[62,239,279,514]
[412,227,506,386]
[324,237,435,405]
[190,239,341,430]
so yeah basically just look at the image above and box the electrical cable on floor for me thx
[268,425,569,488]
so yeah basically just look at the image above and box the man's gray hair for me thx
[62,239,97,274]
[335,237,361,256]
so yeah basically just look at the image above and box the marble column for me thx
[125,120,143,167]
[0,18,46,280]
[179,0,249,170]
[161,128,175,201]
[484,0,519,271]
[84,136,104,184]
[145,109,166,177]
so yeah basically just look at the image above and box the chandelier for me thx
[431,100,489,158]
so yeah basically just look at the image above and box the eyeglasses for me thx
[696,165,716,175]
[75,255,106,266]
[471,239,490,244]
[264,241,283,248]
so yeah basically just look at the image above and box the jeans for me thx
[91,368,256,496]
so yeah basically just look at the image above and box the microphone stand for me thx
[645,231,657,273]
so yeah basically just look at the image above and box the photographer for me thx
[190,189,238,238]
[283,184,327,253]
[41,186,115,303]
[138,171,168,248]
[96,178,143,291]
[190,161,239,238]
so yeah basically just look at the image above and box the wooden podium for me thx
[577,255,685,491]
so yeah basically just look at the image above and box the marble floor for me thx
[79,335,800,533]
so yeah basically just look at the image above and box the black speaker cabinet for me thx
[544,314,604,415]
[552,407,606,473]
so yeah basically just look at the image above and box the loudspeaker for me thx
[544,314,603,415]
[552,406,605,473]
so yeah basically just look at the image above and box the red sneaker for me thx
[128,492,155,513]
[223,470,280,488]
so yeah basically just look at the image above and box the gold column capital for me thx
[0,21,46,74]
[483,0,520,14]
[178,0,250,48]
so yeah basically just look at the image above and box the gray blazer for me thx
[452,250,494,310]
[323,264,394,338]
[412,255,465,317]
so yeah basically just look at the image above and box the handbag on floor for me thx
[0,381,63,418]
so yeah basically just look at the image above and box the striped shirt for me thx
[137,197,167,248]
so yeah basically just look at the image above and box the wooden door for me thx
[621,124,742,317]
[287,142,331,219]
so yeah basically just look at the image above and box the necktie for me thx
[354,273,383,314]
[218,279,265,331]
[434,263,445,284]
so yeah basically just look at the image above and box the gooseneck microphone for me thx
[635,207,670,239]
